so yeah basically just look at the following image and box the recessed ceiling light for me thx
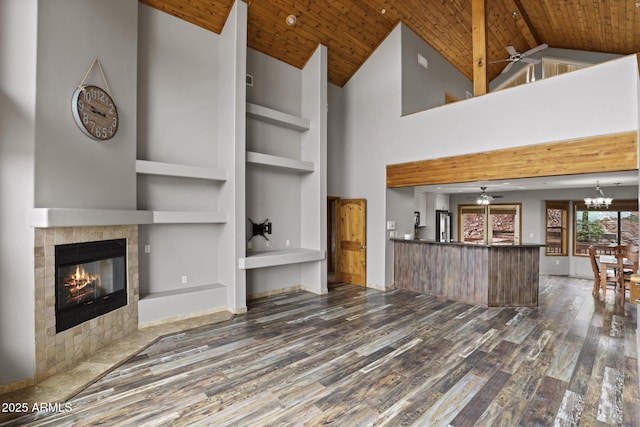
[286,14,297,26]
[381,8,386,14]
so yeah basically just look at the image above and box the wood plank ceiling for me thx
[139,0,640,87]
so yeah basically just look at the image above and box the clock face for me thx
[71,85,119,141]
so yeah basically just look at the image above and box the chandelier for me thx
[584,181,613,209]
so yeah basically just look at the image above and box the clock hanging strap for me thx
[77,57,112,96]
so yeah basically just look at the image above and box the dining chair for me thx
[588,246,618,297]
[630,274,640,304]
[618,250,639,301]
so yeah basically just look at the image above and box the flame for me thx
[64,265,101,302]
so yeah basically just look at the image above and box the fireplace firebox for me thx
[55,239,127,332]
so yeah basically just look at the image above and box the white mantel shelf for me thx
[29,208,153,228]
[238,248,325,270]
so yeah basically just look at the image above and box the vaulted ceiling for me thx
[139,0,640,87]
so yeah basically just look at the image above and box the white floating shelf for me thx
[152,211,227,224]
[246,151,314,174]
[239,248,325,270]
[138,283,227,326]
[246,102,310,132]
[136,160,227,181]
[29,208,153,228]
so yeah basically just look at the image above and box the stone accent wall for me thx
[34,225,139,382]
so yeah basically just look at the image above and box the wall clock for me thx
[71,85,119,141]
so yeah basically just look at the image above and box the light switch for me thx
[387,221,396,230]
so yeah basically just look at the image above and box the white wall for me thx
[338,25,403,288]
[34,0,138,210]
[339,28,639,287]
[0,0,37,387]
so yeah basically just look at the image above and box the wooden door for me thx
[336,199,366,286]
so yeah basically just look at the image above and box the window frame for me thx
[572,199,639,257]
[458,203,522,245]
[545,201,569,256]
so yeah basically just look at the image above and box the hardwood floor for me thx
[3,276,639,426]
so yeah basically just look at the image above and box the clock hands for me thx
[90,106,106,118]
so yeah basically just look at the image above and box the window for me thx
[459,204,521,245]
[545,201,569,256]
[573,200,639,256]
[493,64,535,91]
[542,57,592,79]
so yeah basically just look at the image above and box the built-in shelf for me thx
[138,283,227,326]
[246,102,310,132]
[136,160,227,181]
[238,248,325,270]
[152,211,227,224]
[246,151,314,173]
[29,208,153,228]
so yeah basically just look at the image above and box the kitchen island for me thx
[393,239,543,307]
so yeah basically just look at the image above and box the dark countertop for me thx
[391,238,545,248]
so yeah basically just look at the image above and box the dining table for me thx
[598,254,633,299]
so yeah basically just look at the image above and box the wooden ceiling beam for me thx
[472,0,487,96]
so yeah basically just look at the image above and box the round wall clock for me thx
[71,85,119,141]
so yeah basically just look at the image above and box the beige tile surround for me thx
[34,225,139,382]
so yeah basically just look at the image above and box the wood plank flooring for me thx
[3,276,639,426]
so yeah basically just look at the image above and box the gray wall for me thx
[401,25,473,115]
[245,48,305,295]
[136,4,222,296]
[0,0,138,387]
[34,0,138,210]
[327,83,345,198]
[0,0,37,387]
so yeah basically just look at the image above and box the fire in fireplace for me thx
[55,239,127,332]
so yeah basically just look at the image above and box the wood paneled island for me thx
[393,239,543,307]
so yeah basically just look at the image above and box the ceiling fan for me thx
[491,11,548,75]
[476,187,503,205]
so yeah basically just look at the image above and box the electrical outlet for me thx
[286,239,290,246]
[181,275,187,284]
[556,260,560,265]
[144,245,151,253]
[266,241,271,248]
[248,241,252,249]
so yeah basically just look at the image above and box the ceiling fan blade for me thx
[489,58,511,64]
[505,45,517,56]
[501,61,515,74]
[521,57,541,65]
[522,43,548,57]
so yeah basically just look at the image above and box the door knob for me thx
[361,245,367,249]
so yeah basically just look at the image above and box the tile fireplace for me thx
[34,225,138,382]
